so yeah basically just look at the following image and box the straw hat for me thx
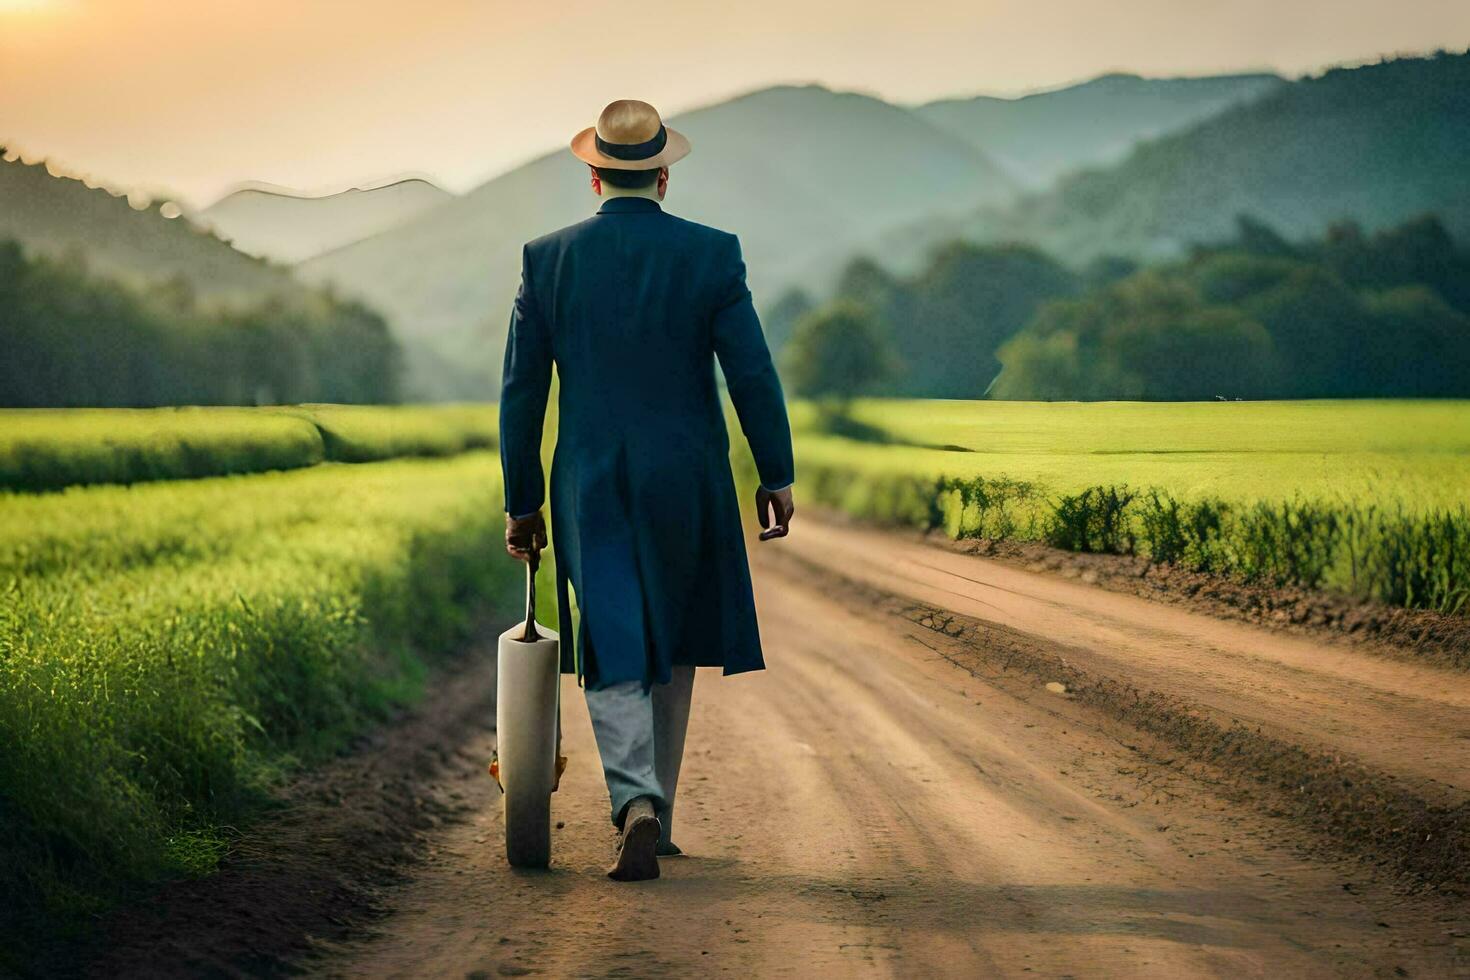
[571,100,691,170]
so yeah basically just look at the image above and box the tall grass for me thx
[1045,486,1137,554]
[0,452,518,927]
[786,456,1470,615]
[277,403,497,463]
[0,408,325,492]
[0,404,498,492]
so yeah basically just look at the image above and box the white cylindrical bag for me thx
[496,559,560,868]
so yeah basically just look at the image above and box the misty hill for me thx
[917,72,1284,188]
[946,52,1470,265]
[299,84,1020,400]
[0,152,304,303]
[201,177,452,264]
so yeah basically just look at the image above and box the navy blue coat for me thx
[499,196,794,690]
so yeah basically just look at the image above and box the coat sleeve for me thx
[711,233,795,491]
[499,245,553,517]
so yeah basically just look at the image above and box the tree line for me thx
[776,214,1470,403]
[0,240,402,408]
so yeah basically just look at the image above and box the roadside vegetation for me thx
[775,399,1470,615]
[0,452,520,945]
[0,403,497,492]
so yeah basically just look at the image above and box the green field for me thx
[791,399,1470,511]
[0,450,522,932]
[779,399,1470,613]
[0,403,497,492]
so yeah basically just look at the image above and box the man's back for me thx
[520,197,742,460]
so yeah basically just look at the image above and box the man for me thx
[499,99,795,882]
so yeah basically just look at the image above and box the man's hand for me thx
[506,510,547,563]
[756,485,795,541]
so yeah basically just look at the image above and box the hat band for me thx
[594,124,667,162]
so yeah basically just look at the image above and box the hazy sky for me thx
[2,0,1466,207]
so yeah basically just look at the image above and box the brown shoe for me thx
[608,798,660,882]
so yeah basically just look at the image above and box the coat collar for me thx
[597,197,663,215]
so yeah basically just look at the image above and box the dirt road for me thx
[315,519,1468,978]
[785,520,1470,797]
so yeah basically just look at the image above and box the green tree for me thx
[760,288,816,355]
[1237,266,1371,397]
[814,243,1078,399]
[0,239,403,408]
[1362,286,1470,396]
[899,242,1078,397]
[781,301,898,412]
[993,273,1277,400]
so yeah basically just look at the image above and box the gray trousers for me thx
[584,665,695,844]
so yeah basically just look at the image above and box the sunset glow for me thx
[0,0,66,13]
[1,0,1466,206]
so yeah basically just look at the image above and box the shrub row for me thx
[0,404,497,492]
[0,452,518,935]
[282,403,497,463]
[792,459,1470,615]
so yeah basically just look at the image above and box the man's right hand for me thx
[756,485,795,541]
[506,510,547,563]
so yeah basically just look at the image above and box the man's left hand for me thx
[756,485,794,541]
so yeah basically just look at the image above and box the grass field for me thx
[0,403,498,492]
[0,450,522,933]
[791,399,1470,511]
[780,399,1470,613]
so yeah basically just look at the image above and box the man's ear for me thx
[589,165,602,197]
[656,167,669,199]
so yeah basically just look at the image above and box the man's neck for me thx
[600,188,662,205]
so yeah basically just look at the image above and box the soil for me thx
[25,645,506,979]
[905,519,1470,671]
[38,516,1470,978]
[784,520,1470,802]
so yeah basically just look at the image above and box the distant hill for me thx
[299,84,1020,400]
[0,152,305,303]
[200,177,452,264]
[940,52,1470,265]
[917,72,1284,188]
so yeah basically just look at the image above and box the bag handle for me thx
[519,552,542,642]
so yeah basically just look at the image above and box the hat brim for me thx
[570,126,691,170]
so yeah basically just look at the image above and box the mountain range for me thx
[0,153,303,304]
[199,177,452,264]
[298,73,1296,399]
[915,71,1284,188]
[7,52,1465,402]
[924,52,1470,265]
[305,56,1466,400]
[297,85,1022,398]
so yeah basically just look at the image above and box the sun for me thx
[0,0,65,11]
